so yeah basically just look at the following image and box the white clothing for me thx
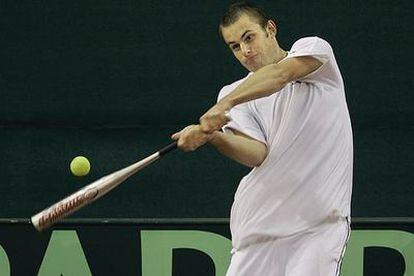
[226,217,351,276]
[218,37,353,251]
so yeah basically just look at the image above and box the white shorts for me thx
[226,218,351,276]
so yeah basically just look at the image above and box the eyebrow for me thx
[227,30,253,45]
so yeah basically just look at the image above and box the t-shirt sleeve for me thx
[285,37,338,84]
[288,36,332,63]
[217,86,267,145]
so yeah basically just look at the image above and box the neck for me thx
[273,46,287,64]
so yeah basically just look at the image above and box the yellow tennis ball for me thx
[70,156,91,176]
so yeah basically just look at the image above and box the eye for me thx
[231,44,240,51]
[245,34,254,42]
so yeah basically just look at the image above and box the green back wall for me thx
[1,0,412,218]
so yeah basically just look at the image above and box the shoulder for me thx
[287,37,343,87]
[217,73,252,102]
[291,36,332,50]
[288,36,334,64]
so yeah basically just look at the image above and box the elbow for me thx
[249,145,268,167]
[252,154,267,167]
[248,158,266,168]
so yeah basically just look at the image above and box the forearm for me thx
[199,57,322,133]
[219,56,322,109]
[222,63,290,108]
[208,131,267,168]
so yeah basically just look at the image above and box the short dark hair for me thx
[219,2,270,39]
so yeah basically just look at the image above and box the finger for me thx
[171,132,181,140]
[199,122,212,134]
[199,117,212,132]
[224,110,232,122]
[202,119,222,134]
[178,142,191,152]
[177,139,185,150]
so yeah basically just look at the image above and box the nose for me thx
[241,43,252,57]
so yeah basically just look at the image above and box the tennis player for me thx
[172,2,353,275]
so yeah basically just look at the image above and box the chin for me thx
[242,61,261,72]
[247,64,261,72]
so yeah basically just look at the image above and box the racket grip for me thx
[159,141,177,156]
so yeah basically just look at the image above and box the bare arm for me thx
[171,125,267,167]
[200,56,322,132]
[209,129,267,168]
[223,56,321,106]
[172,56,321,161]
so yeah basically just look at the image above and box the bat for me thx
[31,141,177,231]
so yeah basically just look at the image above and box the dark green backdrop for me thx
[0,0,412,218]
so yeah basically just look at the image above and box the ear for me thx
[266,20,277,37]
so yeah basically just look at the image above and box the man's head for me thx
[219,2,282,72]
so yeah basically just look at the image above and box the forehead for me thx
[221,14,263,44]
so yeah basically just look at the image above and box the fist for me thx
[171,125,213,152]
[199,102,232,134]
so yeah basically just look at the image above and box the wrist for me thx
[218,97,235,110]
[208,131,222,144]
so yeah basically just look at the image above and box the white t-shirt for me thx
[217,37,353,250]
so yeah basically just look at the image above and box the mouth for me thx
[245,54,258,64]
